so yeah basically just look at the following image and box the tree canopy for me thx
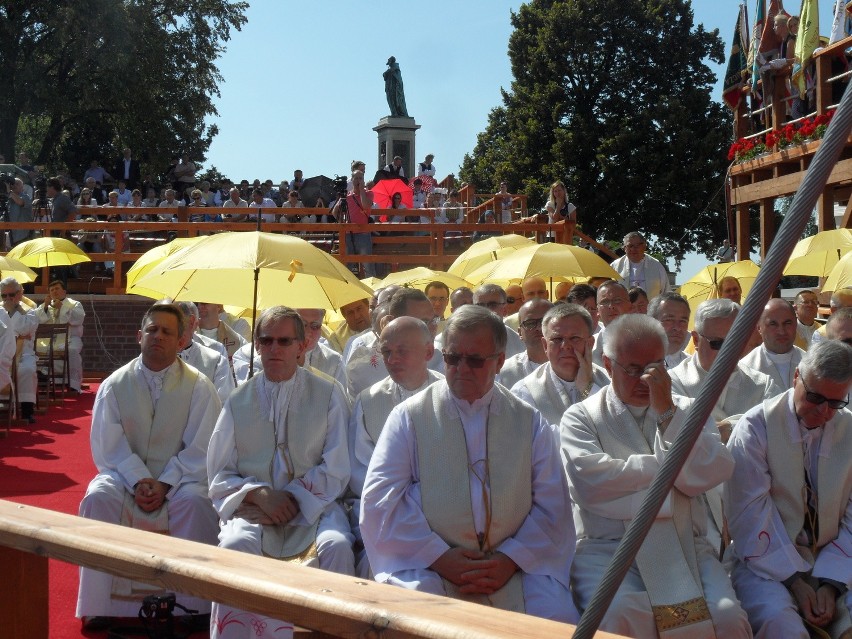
[459,0,731,263]
[0,0,247,179]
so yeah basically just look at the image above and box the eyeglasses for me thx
[610,358,664,378]
[302,321,323,331]
[520,318,544,331]
[598,299,627,308]
[0,292,18,299]
[428,296,448,303]
[699,334,725,350]
[505,296,516,304]
[442,351,501,368]
[257,336,300,347]
[547,335,585,349]
[475,301,506,310]
[800,376,849,409]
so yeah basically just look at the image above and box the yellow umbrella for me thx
[464,242,619,286]
[0,255,38,284]
[380,267,471,292]
[821,250,852,293]
[129,231,373,311]
[679,260,761,331]
[448,234,536,279]
[783,228,852,277]
[125,237,202,300]
[359,276,382,290]
[7,236,91,267]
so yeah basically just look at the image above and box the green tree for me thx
[460,0,732,264]
[0,0,247,180]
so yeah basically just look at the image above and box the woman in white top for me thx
[545,180,576,224]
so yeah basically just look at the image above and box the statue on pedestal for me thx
[383,56,409,118]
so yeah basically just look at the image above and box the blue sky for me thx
[204,1,838,280]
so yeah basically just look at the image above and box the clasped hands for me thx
[431,546,519,595]
[790,578,837,629]
[133,478,170,512]
[238,486,300,525]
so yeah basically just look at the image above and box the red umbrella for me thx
[370,178,414,209]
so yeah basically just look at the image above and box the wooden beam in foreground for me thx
[0,501,625,639]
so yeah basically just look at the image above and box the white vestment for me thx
[207,368,353,639]
[35,296,85,391]
[7,305,37,403]
[0,309,17,391]
[796,320,817,348]
[725,391,852,639]
[510,361,609,427]
[76,358,221,618]
[611,254,670,299]
[561,387,751,638]
[360,381,579,623]
[179,340,235,404]
[739,344,805,392]
[665,349,690,370]
[497,351,543,390]
[348,370,443,577]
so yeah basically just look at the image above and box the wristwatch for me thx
[656,405,676,426]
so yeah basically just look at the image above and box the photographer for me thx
[6,177,33,246]
[331,169,376,278]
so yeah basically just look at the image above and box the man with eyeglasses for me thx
[360,304,579,622]
[499,298,552,390]
[425,280,450,332]
[208,306,354,639]
[669,299,781,553]
[0,277,37,422]
[561,313,750,638]
[648,292,691,369]
[611,231,670,299]
[348,317,444,577]
[793,290,820,348]
[741,299,806,391]
[512,303,609,427]
[591,280,633,366]
[825,307,852,344]
[725,340,852,639]
[344,288,443,398]
[505,278,550,332]
[77,304,221,629]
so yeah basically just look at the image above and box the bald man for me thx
[826,306,852,343]
[505,278,549,332]
[348,317,444,577]
[499,299,552,389]
[591,281,633,366]
[741,299,806,391]
[812,288,852,346]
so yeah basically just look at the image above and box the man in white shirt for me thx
[196,302,246,362]
[248,187,278,223]
[35,280,85,394]
[512,303,609,427]
[207,306,353,639]
[348,317,443,577]
[591,281,633,366]
[1,278,38,422]
[77,304,221,628]
[826,307,852,343]
[561,313,750,638]
[611,232,670,299]
[471,284,525,357]
[725,341,852,639]
[173,302,234,404]
[361,305,579,622]
[647,292,691,369]
[499,298,551,390]
[741,298,806,391]
[221,187,249,223]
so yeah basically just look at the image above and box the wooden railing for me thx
[3,210,614,294]
[0,500,626,639]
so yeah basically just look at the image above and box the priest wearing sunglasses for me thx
[207,306,354,639]
[725,340,852,639]
[360,304,579,623]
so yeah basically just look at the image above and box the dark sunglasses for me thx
[257,336,300,348]
[699,334,725,350]
[506,296,516,304]
[520,318,544,330]
[442,352,500,368]
[0,292,17,299]
[800,376,849,409]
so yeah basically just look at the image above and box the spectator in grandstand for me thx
[47,177,77,223]
[141,187,159,208]
[112,147,140,190]
[331,170,375,278]
[417,154,436,177]
[249,187,278,224]
[221,187,249,223]
[7,177,33,247]
[173,153,197,195]
[83,159,112,186]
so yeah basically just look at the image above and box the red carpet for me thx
[0,386,208,638]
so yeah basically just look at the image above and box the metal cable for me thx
[573,82,852,638]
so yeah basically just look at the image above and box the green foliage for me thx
[460,0,732,264]
[0,0,247,181]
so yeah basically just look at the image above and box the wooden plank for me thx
[731,157,852,203]
[0,545,49,639]
[760,198,775,260]
[0,501,626,639]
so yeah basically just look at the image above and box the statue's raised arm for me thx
[383,56,409,118]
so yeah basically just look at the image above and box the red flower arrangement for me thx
[728,110,836,163]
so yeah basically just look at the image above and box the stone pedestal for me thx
[373,116,420,179]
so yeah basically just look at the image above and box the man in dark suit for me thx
[113,147,141,190]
